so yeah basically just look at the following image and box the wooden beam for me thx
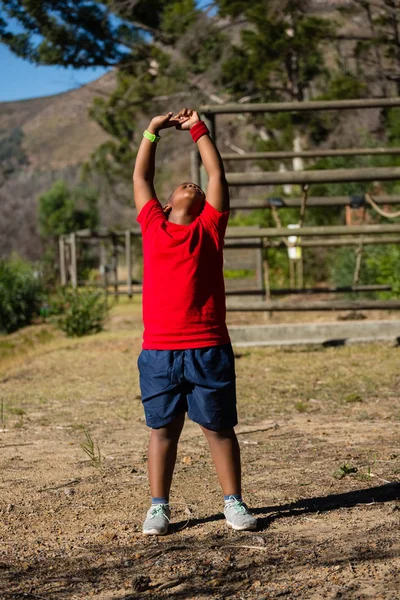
[226,285,392,296]
[225,223,400,239]
[222,148,400,160]
[226,166,400,186]
[226,300,400,312]
[230,195,400,209]
[202,97,400,114]
[75,229,141,239]
[287,236,400,248]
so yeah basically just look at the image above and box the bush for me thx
[0,255,43,334]
[331,245,400,298]
[51,287,109,337]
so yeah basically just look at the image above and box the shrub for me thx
[52,286,109,337]
[0,255,43,334]
[331,245,400,298]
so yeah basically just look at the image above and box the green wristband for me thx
[143,130,160,143]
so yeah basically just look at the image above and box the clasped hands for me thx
[149,108,200,134]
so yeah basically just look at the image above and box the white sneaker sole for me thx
[226,519,257,531]
[143,527,168,535]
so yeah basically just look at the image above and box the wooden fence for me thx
[59,97,400,313]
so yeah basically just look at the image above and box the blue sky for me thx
[0,1,213,103]
[0,44,110,103]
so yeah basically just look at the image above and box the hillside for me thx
[0,71,115,170]
[0,72,119,260]
[0,70,205,261]
[0,0,393,263]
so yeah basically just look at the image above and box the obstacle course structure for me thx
[60,96,400,313]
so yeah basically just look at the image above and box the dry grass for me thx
[1,304,399,599]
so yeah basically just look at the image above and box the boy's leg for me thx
[201,424,257,531]
[143,412,185,535]
[200,425,241,496]
[148,411,185,499]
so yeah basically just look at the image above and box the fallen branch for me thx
[38,479,81,492]
[222,545,269,551]
[157,578,183,591]
[236,421,279,436]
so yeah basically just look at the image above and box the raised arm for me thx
[133,112,185,214]
[174,109,229,213]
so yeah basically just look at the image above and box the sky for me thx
[0,1,213,103]
[0,44,110,103]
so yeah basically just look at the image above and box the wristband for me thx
[143,130,160,143]
[190,121,209,143]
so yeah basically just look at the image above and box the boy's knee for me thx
[151,415,185,440]
[201,425,236,440]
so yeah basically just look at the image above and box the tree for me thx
[339,1,400,95]
[219,0,336,102]
[0,0,152,67]
[38,180,98,238]
[38,180,99,283]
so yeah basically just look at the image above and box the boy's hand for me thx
[173,108,201,130]
[148,112,188,134]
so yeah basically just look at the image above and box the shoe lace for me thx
[227,497,248,514]
[149,504,170,522]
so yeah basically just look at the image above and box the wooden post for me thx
[190,150,202,186]
[199,113,215,190]
[263,245,272,320]
[112,234,118,301]
[126,230,133,300]
[100,242,108,298]
[202,113,216,140]
[59,235,66,285]
[296,258,304,289]
[255,233,265,299]
[69,233,77,288]
[289,258,295,289]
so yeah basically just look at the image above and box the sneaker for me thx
[143,504,171,536]
[224,497,257,531]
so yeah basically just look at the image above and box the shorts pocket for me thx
[196,344,235,384]
[138,350,173,396]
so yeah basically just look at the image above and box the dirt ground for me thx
[1,303,399,600]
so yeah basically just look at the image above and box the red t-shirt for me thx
[137,199,230,350]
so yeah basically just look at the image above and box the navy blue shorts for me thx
[138,344,237,431]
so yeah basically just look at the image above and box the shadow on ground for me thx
[171,482,400,530]
[3,484,399,600]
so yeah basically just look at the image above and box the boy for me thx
[133,108,257,535]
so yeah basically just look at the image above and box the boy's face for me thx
[165,182,205,218]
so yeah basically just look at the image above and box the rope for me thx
[365,193,400,219]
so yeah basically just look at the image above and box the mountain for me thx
[0,71,115,171]
[0,72,117,260]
